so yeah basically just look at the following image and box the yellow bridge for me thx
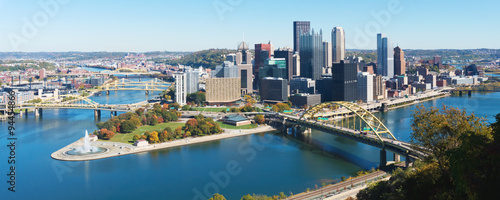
[101,78,174,94]
[1,94,146,118]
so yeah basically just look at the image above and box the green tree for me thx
[120,120,136,133]
[208,193,226,200]
[410,105,491,173]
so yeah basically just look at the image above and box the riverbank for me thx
[51,124,277,161]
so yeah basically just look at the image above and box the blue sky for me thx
[0,0,498,52]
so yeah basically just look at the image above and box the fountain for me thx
[66,130,106,155]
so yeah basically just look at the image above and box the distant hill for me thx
[157,49,236,69]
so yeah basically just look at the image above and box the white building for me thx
[134,139,148,147]
[357,72,374,103]
[174,72,187,105]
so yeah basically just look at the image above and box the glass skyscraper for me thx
[293,21,310,54]
[377,33,394,78]
[299,29,324,80]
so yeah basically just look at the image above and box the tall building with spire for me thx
[332,27,345,63]
[236,41,251,65]
[394,46,406,76]
[377,33,394,78]
[299,29,324,80]
[293,21,311,54]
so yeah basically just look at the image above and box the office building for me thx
[300,29,324,80]
[293,21,311,53]
[347,56,366,72]
[39,68,46,79]
[90,76,105,87]
[323,42,332,68]
[260,77,288,103]
[212,61,238,78]
[238,63,253,95]
[373,75,386,100]
[332,27,345,63]
[254,43,272,78]
[425,74,437,88]
[316,78,333,102]
[290,93,321,108]
[357,72,374,103]
[205,78,241,105]
[290,77,315,94]
[293,52,300,76]
[226,54,237,64]
[332,61,358,101]
[174,72,187,105]
[377,33,394,78]
[236,41,251,65]
[394,46,405,76]
[274,47,294,82]
[259,58,287,80]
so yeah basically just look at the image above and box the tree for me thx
[148,131,160,143]
[120,120,136,133]
[272,105,279,112]
[132,134,140,141]
[254,114,265,124]
[208,193,226,200]
[410,105,491,173]
[174,127,182,138]
[159,131,169,142]
[240,194,254,200]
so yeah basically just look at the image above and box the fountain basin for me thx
[65,147,108,156]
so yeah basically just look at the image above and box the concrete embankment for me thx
[52,125,277,161]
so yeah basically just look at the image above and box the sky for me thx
[0,0,499,52]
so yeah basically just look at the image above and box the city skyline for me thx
[1,0,499,52]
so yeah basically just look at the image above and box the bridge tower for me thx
[94,110,101,119]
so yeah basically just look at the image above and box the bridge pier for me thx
[34,108,39,118]
[459,91,463,96]
[145,90,149,95]
[380,148,387,168]
[394,154,400,163]
[468,91,472,97]
[19,109,23,117]
[94,110,101,119]
[405,154,412,168]
[106,90,110,95]
[24,109,28,117]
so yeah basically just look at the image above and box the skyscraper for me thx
[332,61,358,101]
[185,67,199,94]
[173,72,187,105]
[394,46,405,76]
[293,21,311,54]
[323,41,332,68]
[274,47,294,82]
[293,52,300,76]
[300,29,324,80]
[236,41,251,65]
[332,27,345,63]
[357,72,374,103]
[254,43,272,72]
[377,33,394,78]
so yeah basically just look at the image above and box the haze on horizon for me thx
[1,0,499,52]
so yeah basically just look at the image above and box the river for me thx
[1,85,499,199]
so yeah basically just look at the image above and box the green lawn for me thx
[192,107,230,112]
[107,122,184,144]
[216,121,258,130]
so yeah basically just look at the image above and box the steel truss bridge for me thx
[101,78,174,94]
[264,101,427,167]
[0,94,145,118]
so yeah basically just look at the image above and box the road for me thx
[287,171,388,200]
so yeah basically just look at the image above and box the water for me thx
[1,91,499,199]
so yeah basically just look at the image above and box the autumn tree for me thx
[148,131,160,143]
[254,114,265,124]
[132,134,140,141]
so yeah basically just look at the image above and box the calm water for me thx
[1,91,499,200]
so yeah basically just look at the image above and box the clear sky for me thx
[1,0,499,52]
